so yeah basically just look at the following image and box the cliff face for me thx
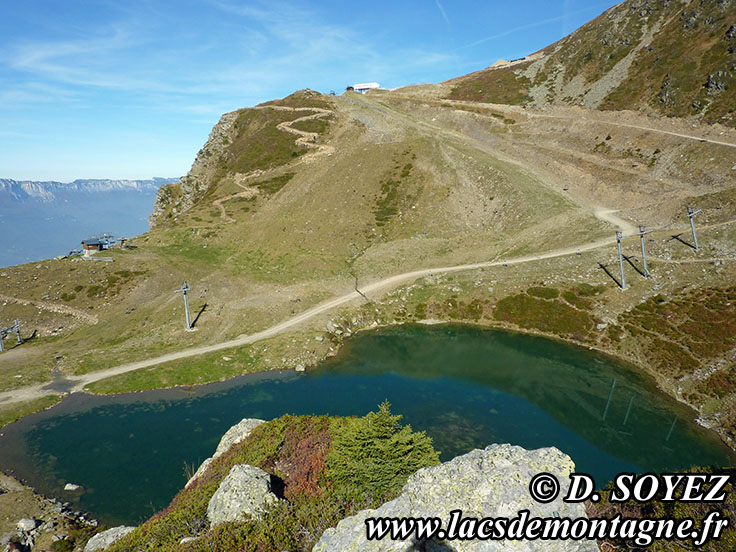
[149,111,239,228]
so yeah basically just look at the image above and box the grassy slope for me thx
[444,0,736,127]
[0,85,734,450]
[0,90,590,401]
[601,0,736,123]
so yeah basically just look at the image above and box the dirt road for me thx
[1,214,709,406]
[0,294,98,325]
[528,113,736,149]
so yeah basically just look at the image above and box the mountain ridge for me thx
[0,177,179,202]
[442,0,736,126]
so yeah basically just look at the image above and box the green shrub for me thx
[494,294,594,337]
[254,173,295,195]
[577,283,605,297]
[290,117,332,134]
[108,409,439,552]
[526,286,559,299]
[50,539,74,552]
[414,302,427,319]
[562,290,591,309]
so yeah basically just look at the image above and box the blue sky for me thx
[1,0,621,181]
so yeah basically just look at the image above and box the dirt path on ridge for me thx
[0,294,98,325]
[211,105,335,222]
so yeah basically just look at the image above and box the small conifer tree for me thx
[327,401,440,502]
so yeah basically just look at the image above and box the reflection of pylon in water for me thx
[602,379,617,422]
[0,319,21,353]
[618,392,636,436]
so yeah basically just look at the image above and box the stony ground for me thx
[0,471,97,551]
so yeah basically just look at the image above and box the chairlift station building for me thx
[352,82,381,94]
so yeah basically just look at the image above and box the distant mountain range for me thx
[0,177,180,202]
[0,177,180,267]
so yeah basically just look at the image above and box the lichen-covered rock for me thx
[214,418,265,457]
[84,526,135,552]
[186,418,265,488]
[207,464,277,527]
[314,444,598,552]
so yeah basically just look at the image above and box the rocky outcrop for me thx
[1,471,99,552]
[206,465,278,527]
[149,110,239,227]
[83,526,135,552]
[16,519,36,532]
[215,418,265,457]
[314,444,597,552]
[186,418,265,488]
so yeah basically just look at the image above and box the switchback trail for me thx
[212,105,334,222]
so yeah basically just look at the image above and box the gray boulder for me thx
[84,526,135,552]
[215,418,265,457]
[314,444,598,552]
[187,457,214,488]
[16,519,37,532]
[207,464,277,527]
[186,418,265,488]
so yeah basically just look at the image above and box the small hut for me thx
[81,239,103,256]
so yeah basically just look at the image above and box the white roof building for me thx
[352,82,381,93]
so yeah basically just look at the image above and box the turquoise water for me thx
[0,325,732,525]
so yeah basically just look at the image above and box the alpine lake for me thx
[0,324,733,526]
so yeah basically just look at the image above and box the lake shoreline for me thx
[46,316,735,455]
[1,323,734,527]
